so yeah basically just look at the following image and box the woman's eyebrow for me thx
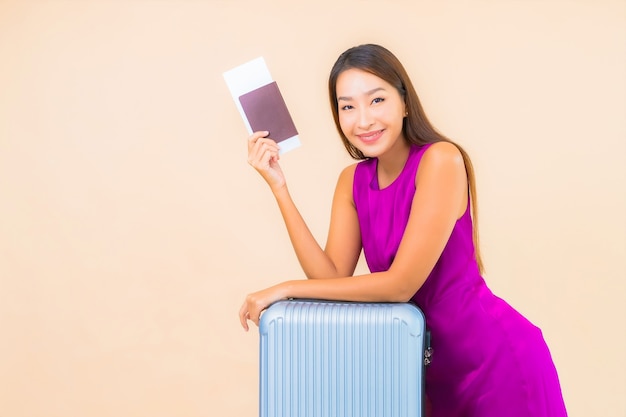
[337,87,387,102]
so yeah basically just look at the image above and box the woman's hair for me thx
[328,44,484,273]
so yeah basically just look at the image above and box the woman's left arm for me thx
[239,142,469,330]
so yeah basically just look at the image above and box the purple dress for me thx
[353,143,568,417]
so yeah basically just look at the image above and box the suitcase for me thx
[259,299,429,417]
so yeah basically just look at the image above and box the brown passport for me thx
[238,81,298,143]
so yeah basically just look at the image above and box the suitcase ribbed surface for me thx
[259,300,425,417]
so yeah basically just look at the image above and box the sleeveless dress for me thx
[353,143,568,417]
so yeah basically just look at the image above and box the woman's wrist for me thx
[271,184,290,200]
[275,280,295,300]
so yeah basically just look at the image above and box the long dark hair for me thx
[328,44,484,273]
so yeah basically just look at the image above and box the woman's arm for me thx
[247,132,362,280]
[240,141,469,330]
[273,165,362,279]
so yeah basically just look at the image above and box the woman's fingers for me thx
[248,132,280,161]
[239,301,250,331]
[252,141,280,161]
[248,143,277,166]
[247,131,275,153]
[247,130,269,147]
[239,292,269,331]
[239,297,260,331]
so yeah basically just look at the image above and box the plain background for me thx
[1,1,624,416]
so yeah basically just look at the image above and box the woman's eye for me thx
[340,105,354,111]
[372,97,384,104]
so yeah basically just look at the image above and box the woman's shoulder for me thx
[419,141,464,171]
[338,161,359,182]
[332,162,360,201]
[414,141,466,186]
[336,159,373,190]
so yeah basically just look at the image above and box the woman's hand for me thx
[239,282,289,331]
[247,131,286,192]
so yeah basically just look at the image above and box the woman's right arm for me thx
[247,132,362,279]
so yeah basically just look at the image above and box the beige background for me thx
[1,1,624,416]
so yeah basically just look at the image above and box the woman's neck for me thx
[376,140,411,188]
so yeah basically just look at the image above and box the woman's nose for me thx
[357,109,374,129]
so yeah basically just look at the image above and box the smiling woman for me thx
[239,44,569,417]
[335,69,408,166]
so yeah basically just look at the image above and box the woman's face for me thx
[335,68,406,158]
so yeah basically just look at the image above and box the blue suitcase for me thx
[259,299,429,417]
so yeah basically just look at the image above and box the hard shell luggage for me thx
[259,299,429,417]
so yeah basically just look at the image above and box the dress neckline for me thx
[370,145,419,191]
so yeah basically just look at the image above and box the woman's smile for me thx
[357,129,385,143]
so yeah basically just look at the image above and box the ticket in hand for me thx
[223,57,300,154]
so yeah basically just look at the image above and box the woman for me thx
[238,44,568,417]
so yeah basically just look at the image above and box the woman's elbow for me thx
[387,290,415,303]
[385,272,424,302]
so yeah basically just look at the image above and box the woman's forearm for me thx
[272,186,341,279]
[281,271,417,303]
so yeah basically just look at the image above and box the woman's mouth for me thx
[357,129,384,143]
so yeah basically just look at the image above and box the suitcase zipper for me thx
[424,330,433,367]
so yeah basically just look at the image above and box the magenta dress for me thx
[353,143,568,417]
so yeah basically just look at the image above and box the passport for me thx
[223,56,301,154]
[238,81,298,144]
